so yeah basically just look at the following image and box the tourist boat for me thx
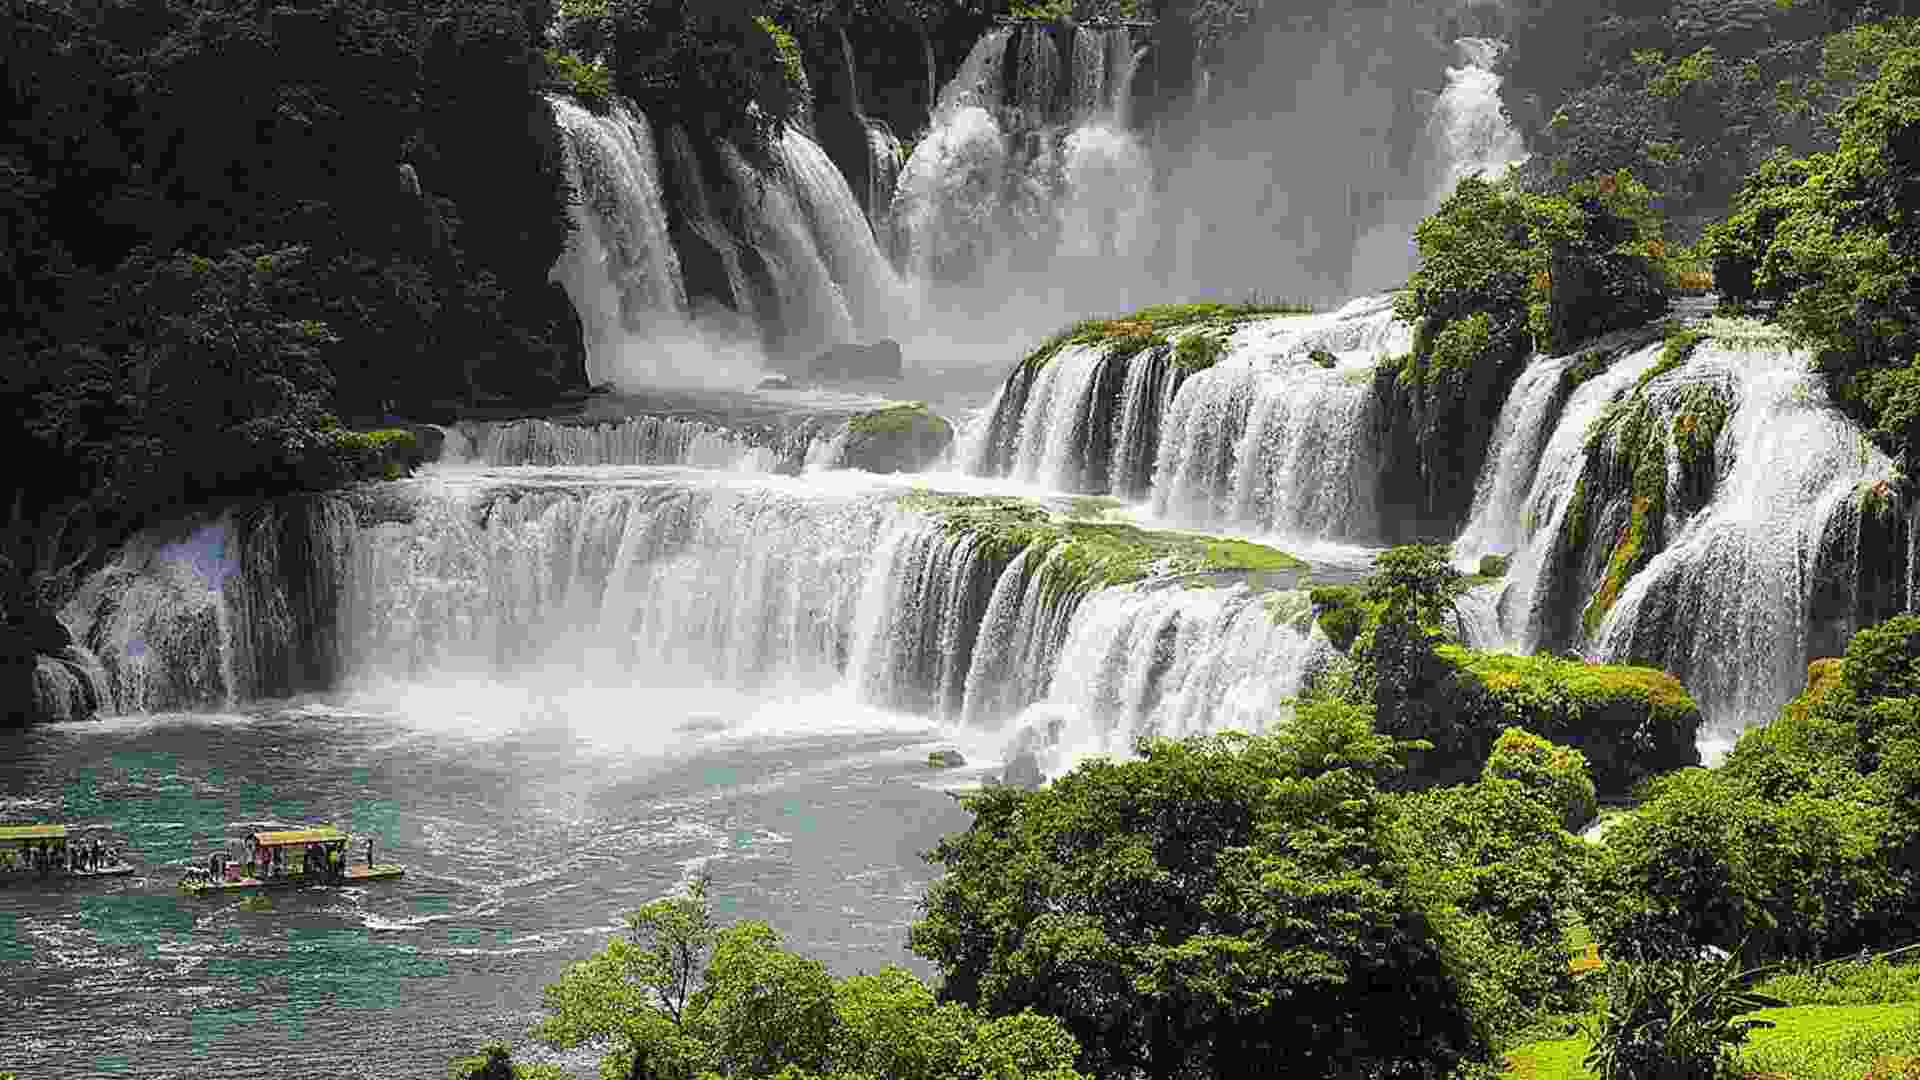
[0,823,135,880]
[178,826,403,894]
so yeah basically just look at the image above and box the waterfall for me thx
[344,478,889,691]
[1587,342,1898,759]
[1447,340,1667,650]
[718,141,857,364]
[966,296,1411,535]
[661,124,760,322]
[1351,35,1529,292]
[1009,584,1319,775]
[550,97,687,387]
[771,126,908,343]
[65,498,358,713]
[891,23,1150,295]
[1431,38,1529,197]
[466,417,797,472]
[957,543,1092,728]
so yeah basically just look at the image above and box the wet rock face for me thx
[808,339,904,382]
[838,403,955,474]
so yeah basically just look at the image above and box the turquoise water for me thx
[0,698,977,1078]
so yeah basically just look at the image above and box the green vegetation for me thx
[1388,172,1673,526]
[1583,615,1920,965]
[1500,0,1894,239]
[846,402,942,437]
[897,491,1304,591]
[532,876,1087,1080]
[1440,648,1700,737]
[1477,553,1510,579]
[3,0,581,640]
[447,1041,566,1079]
[1309,584,1367,651]
[1484,727,1600,834]
[1509,1003,1920,1080]
[1171,331,1230,372]
[1021,301,1313,371]
[913,710,1490,1080]
[1696,21,1920,478]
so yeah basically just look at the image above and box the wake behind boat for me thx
[0,823,134,881]
[179,826,403,894]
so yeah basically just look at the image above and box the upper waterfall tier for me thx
[549,95,907,386]
[961,296,1413,541]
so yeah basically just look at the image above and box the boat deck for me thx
[181,864,405,893]
[1,863,137,881]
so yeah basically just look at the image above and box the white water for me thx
[773,126,909,343]
[972,295,1412,544]
[1589,343,1898,760]
[1468,341,1669,650]
[1012,585,1320,776]
[550,97,688,387]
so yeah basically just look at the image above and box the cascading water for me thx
[1010,584,1320,774]
[550,96,687,387]
[864,120,904,246]
[1457,340,1669,650]
[1351,36,1529,292]
[719,140,858,363]
[968,296,1411,544]
[891,23,1152,298]
[771,126,909,343]
[1587,342,1900,758]
[1429,38,1530,198]
[462,417,794,472]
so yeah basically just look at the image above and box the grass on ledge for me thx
[897,490,1304,589]
[1024,300,1317,370]
[1435,645,1701,730]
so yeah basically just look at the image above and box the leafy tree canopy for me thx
[910,708,1489,1080]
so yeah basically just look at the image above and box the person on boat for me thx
[366,837,374,869]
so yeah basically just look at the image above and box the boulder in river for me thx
[927,748,967,769]
[756,374,796,390]
[837,402,953,474]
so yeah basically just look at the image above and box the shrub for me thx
[1483,727,1600,833]
[1583,952,1783,1080]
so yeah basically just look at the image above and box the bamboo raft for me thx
[180,863,404,894]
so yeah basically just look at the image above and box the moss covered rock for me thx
[1382,644,1702,797]
[839,403,954,473]
[900,491,1305,593]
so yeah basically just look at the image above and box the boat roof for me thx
[250,827,348,847]
[0,824,68,841]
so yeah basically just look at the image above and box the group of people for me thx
[2,838,119,875]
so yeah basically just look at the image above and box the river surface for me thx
[0,695,982,1079]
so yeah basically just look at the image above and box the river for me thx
[0,696,980,1078]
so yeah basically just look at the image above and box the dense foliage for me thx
[1385,173,1672,527]
[1582,615,1920,964]
[2,0,581,623]
[1701,24,1920,476]
[531,876,1087,1080]
[1499,0,1900,236]
[910,707,1492,1080]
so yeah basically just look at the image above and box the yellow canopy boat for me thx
[0,823,135,879]
[179,825,403,894]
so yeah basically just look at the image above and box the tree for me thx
[910,711,1488,1080]
[537,875,1087,1079]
